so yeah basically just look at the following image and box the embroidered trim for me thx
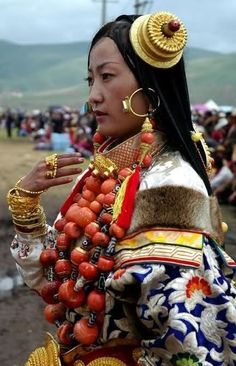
[115,229,203,269]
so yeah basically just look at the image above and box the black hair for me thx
[88,15,212,195]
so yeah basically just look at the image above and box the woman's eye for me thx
[85,76,93,86]
[102,73,112,81]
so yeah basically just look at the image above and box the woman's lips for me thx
[95,110,106,116]
[95,111,107,123]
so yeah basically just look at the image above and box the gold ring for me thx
[45,154,58,170]
[45,171,54,179]
[45,154,58,179]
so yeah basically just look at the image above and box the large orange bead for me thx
[109,223,126,239]
[57,321,74,345]
[72,192,81,203]
[65,204,81,222]
[73,318,99,345]
[103,192,115,206]
[70,248,89,266]
[85,176,102,194]
[100,212,112,224]
[77,197,90,208]
[142,154,152,167]
[58,280,86,308]
[79,262,98,280]
[82,189,96,202]
[73,207,97,228]
[90,200,103,214]
[96,193,105,204]
[93,131,106,145]
[54,217,67,232]
[55,259,72,278]
[40,248,58,267]
[87,290,105,312]
[92,232,110,247]
[101,178,117,194]
[44,303,66,324]
[41,280,61,304]
[118,167,132,180]
[141,132,155,144]
[84,222,100,238]
[56,233,71,251]
[64,222,82,239]
[97,256,115,272]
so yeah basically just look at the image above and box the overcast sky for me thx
[0,0,235,53]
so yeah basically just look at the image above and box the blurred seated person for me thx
[72,127,93,158]
[210,154,233,192]
[225,109,236,161]
[213,160,236,204]
[49,107,70,151]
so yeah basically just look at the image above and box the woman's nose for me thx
[88,82,103,105]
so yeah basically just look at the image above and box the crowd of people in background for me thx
[1,103,236,207]
[0,105,96,157]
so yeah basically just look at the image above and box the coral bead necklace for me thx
[41,119,162,348]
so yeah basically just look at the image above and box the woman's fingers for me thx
[56,154,84,169]
[18,153,85,192]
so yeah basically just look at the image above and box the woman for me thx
[7,11,236,366]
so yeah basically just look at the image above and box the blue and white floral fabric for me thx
[103,237,236,366]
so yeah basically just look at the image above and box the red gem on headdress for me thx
[168,19,180,32]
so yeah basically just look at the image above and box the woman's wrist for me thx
[15,176,46,196]
[7,186,47,237]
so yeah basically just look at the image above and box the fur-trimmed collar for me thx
[128,185,224,245]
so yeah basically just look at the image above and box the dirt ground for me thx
[0,137,80,366]
[0,136,235,366]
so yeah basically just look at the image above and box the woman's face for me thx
[88,37,149,139]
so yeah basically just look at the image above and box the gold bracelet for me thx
[12,207,46,224]
[15,177,46,195]
[13,213,46,228]
[15,225,47,238]
[7,188,40,213]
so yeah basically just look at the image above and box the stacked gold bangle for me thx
[7,186,47,237]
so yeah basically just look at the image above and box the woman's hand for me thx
[17,153,84,193]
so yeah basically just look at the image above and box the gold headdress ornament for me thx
[130,11,187,68]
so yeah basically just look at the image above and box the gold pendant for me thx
[89,154,118,178]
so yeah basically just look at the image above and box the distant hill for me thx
[0,40,235,109]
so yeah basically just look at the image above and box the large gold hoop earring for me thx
[122,88,160,116]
